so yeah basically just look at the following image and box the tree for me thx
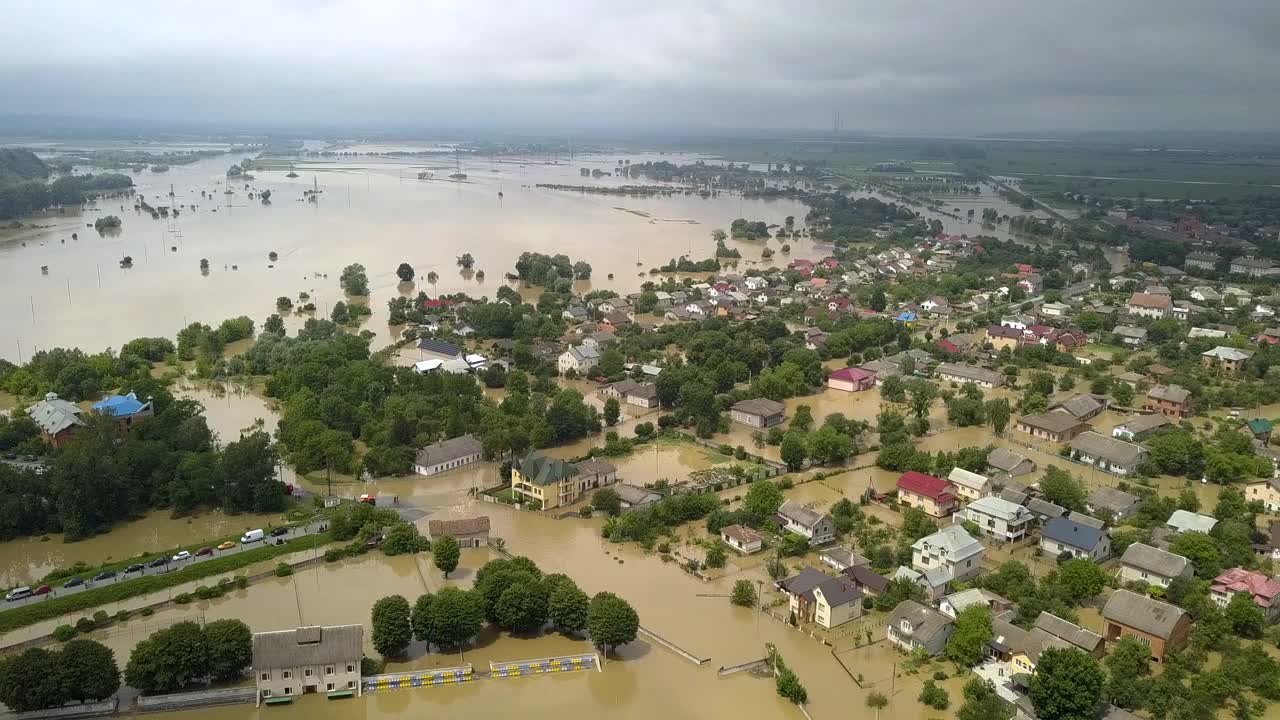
[0,647,64,711]
[901,507,938,541]
[1170,531,1221,579]
[587,592,639,652]
[58,639,120,703]
[592,487,621,516]
[423,587,484,649]
[777,667,808,704]
[371,595,413,658]
[807,426,854,464]
[548,582,590,635]
[867,691,890,712]
[1039,466,1088,512]
[1028,648,1105,720]
[124,622,209,693]
[603,398,621,427]
[339,263,369,295]
[396,263,415,282]
[908,380,938,419]
[985,398,1011,434]
[945,605,994,668]
[433,535,461,578]
[572,261,592,280]
[705,543,727,569]
[1056,559,1106,603]
[203,619,251,683]
[743,479,784,522]
[766,555,788,582]
[383,521,428,556]
[792,405,814,432]
[731,579,757,607]
[1112,381,1134,407]
[920,680,950,709]
[780,431,806,471]
[495,575,549,633]
[1225,591,1266,638]
[1104,636,1150,709]
[456,253,475,269]
[870,287,887,312]
[412,593,435,642]
[598,348,625,377]
[881,374,907,403]
[958,678,1012,720]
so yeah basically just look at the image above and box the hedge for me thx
[0,533,331,634]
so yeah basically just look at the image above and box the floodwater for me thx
[0,150,812,361]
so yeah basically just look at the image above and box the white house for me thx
[720,524,763,554]
[1118,543,1192,588]
[960,496,1033,542]
[558,345,600,375]
[947,468,992,503]
[777,499,835,545]
[912,525,984,583]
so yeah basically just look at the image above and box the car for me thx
[172,551,192,563]
[33,585,50,596]
[270,527,289,537]
[217,541,236,551]
[273,537,288,546]
[5,587,32,602]
[62,577,84,589]
[147,557,169,569]
[195,547,213,557]
[241,529,265,544]
[125,564,145,574]
[91,570,116,582]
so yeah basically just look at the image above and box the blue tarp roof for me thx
[896,311,917,322]
[92,393,145,417]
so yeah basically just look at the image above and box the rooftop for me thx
[731,398,786,417]
[427,516,491,537]
[1121,543,1190,578]
[1042,516,1106,550]
[415,434,484,468]
[897,471,956,503]
[1070,431,1147,465]
[252,624,363,670]
[1103,589,1187,639]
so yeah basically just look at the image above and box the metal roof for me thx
[252,624,363,670]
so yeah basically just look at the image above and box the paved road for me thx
[2,520,328,610]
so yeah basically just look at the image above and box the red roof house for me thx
[1212,568,1280,620]
[896,472,959,518]
[827,367,876,392]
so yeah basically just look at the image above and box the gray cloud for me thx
[0,0,1276,132]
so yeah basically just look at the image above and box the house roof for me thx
[252,624,363,670]
[830,367,876,383]
[1026,498,1067,520]
[814,576,864,608]
[822,547,869,567]
[731,398,786,417]
[944,588,1010,613]
[966,496,1030,523]
[887,600,954,643]
[415,434,483,468]
[1042,516,1106,551]
[779,499,830,530]
[417,338,463,357]
[26,393,84,435]
[1121,543,1190,578]
[1068,512,1105,530]
[567,345,601,363]
[1103,589,1187,639]
[912,525,982,559]
[427,516,491,537]
[1000,487,1030,505]
[936,362,1004,386]
[897,471,956,503]
[1167,510,1218,534]
[778,566,829,598]
[1114,325,1148,340]
[518,452,578,485]
[1050,395,1104,419]
[947,467,990,492]
[1129,292,1171,309]
[1117,414,1173,435]
[845,564,890,593]
[1034,612,1103,653]
[92,392,147,417]
[1019,412,1090,434]
[613,484,661,506]
[1203,346,1253,361]
[721,524,763,545]
[1070,431,1146,466]
[1088,487,1140,513]
[1148,384,1191,403]
[574,459,617,478]
[1212,568,1280,606]
[987,448,1034,475]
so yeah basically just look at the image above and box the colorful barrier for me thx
[361,665,475,693]
[489,653,600,678]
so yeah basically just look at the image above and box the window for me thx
[262,690,272,698]
[348,680,356,689]
[284,687,293,696]
[327,683,334,691]
[260,672,270,681]
[305,668,313,677]
[347,664,355,673]
[326,666,334,675]
[283,671,292,680]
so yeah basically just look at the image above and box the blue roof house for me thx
[1039,516,1111,562]
[92,392,154,430]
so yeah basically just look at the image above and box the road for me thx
[2,520,328,609]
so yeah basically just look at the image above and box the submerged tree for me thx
[396,262,415,282]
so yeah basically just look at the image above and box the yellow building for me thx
[510,452,617,511]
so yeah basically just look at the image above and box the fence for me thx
[133,687,256,712]
[0,700,116,720]
[638,626,710,665]
[489,653,600,678]
[362,665,475,693]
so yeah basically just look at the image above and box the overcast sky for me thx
[1,0,1276,133]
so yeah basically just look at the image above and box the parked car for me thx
[125,563,145,574]
[172,551,192,563]
[273,537,288,546]
[92,570,116,582]
[241,529,265,544]
[5,587,32,602]
[195,547,213,557]
[147,557,169,569]
[33,585,50,595]
[62,577,84,589]
[270,527,289,537]
[217,541,236,551]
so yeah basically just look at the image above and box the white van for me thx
[241,529,265,544]
[5,587,32,602]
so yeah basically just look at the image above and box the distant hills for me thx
[0,149,50,181]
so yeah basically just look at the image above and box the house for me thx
[1201,346,1253,374]
[777,567,864,629]
[948,467,992,503]
[988,615,1072,677]
[1145,384,1191,418]
[987,448,1036,479]
[1070,432,1149,476]
[510,452,617,510]
[1127,292,1172,319]
[960,496,1033,542]
[843,564,890,596]
[1102,590,1191,662]
[720,524,764,554]
[26,392,84,448]
[1112,414,1173,441]
[252,625,362,703]
[1026,498,1067,522]
[413,434,483,476]
[426,516,491,548]
[912,525,984,583]
[729,398,786,428]
[936,362,1005,389]
[986,324,1023,351]
[827,367,877,392]
[558,345,600,375]
[1246,418,1274,443]
[821,547,869,571]
[886,600,955,655]
[1040,516,1111,561]
[624,383,659,408]
[417,337,464,359]
[562,306,589,322]
[1001,314,1034,331]
[1016,412,1092,443]
[1040,301,1071,318]
[1087,487,1141,520]
[940,588,1013,619]
[1211,568,1280,622]
[600,380,641,401]
[91,392,154,433]
[1114,325,1148,347]
[777,499,836,545]
[1119,543,1193,588]
[897,471,959,518]
[1246,477,1280,512]
[1231,256,1277,278]
[1166,510,1218,535]
[1034,612,1105,657]
[608,484,659,510]
[1185,252,1220,271]
[1048,394,1108,421]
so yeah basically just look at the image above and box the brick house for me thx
[1145,384,1192,418]
[1102,590,1191,663]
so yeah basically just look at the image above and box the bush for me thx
[657,542,671,554]
[75,617,95,633]
[275,562,292,577]
[862,597,874,610]
[233,576,248,590]
[140,608,153,617]
[113,609,129,622]
[173,593,192,604]
[933,670,948,681]
[325,548,344,562]
[360,656,384,676]
[92,610,108,624]
[919,680,950,710]
[53,624,77,642]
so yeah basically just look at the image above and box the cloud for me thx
[0,0,1276,132]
